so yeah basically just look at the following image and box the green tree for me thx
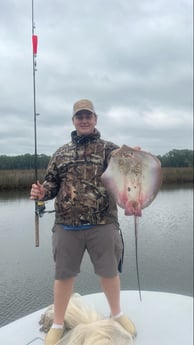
[0,154,51,170]
[158,149,193,167]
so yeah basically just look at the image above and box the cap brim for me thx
[73,108,95,116]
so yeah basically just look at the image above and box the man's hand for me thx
[111,146,141,157]
[133,146,141,151]
[30,181,46,200]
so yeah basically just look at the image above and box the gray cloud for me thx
[0,0,192,156]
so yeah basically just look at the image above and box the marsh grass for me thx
[0,168,193,190]
[162,167,193,184]
[0,169,46,190]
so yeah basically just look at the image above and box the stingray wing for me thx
[101,145,162,216]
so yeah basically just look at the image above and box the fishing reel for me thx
[35,200,46,217]
[35,200,55,217]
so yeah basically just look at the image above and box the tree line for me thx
[157,149,193,167]
[0,154,50,170]
[0,149,193,169]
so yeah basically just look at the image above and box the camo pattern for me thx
[42,129,119,226]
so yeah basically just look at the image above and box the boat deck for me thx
[0,290,193,345]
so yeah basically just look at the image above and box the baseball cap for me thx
[73,99,96,116]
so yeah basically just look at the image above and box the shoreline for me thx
[0,167,193,190]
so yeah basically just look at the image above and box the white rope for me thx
[39,294,134,345]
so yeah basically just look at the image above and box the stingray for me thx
[101,145,162,299]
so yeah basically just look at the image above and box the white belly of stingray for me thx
[101,145,162,216]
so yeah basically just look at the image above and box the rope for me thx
[25,337,44,344]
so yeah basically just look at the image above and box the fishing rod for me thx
[31,0,45,247]
[31,1,55,246]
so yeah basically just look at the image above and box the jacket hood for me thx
[71,128,101,145]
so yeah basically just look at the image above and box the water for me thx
[0,186,193,327]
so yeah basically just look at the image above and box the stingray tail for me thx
[134,216,142,301]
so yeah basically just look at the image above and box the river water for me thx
[0,185,193,327]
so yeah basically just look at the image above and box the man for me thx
[30,99,137,345]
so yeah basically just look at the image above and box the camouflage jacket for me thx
[42,129,119,226]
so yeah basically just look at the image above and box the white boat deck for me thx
[0,291,193,345]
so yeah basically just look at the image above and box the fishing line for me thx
[25,337,44,344]
[134,216,142,301]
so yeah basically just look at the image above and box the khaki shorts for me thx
[52,223,123,279]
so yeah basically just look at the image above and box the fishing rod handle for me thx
[35,211,40,247]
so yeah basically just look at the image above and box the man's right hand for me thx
[30,181,46,200]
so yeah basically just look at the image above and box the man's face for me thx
[73,110,97,136]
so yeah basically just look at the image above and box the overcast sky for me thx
[0,0,193,156]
